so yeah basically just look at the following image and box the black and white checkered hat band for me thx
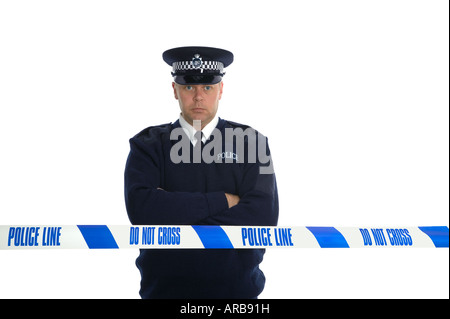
[172,61,224,73]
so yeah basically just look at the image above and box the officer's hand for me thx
[225,193,240,208]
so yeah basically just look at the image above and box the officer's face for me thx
[173,82,223,128]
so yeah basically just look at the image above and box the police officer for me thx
[124,46,279,299]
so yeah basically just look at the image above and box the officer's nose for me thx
[193,87,204,101]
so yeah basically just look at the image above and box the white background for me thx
[0,0,448,298]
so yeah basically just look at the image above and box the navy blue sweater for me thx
[124,118,279,299]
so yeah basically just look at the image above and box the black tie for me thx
[194,130,204,146]
[193,131,203,163]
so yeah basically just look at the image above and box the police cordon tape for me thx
[0,225,448,250]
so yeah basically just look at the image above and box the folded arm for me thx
[125,134,279,227]
[125,137,229,225]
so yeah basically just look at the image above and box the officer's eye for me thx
[185,86,193,90]
[204,86,212,91]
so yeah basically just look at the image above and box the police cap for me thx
[163,46,234,85]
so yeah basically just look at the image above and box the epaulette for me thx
[224,120,253,131]
[133,123,172,144]
[224,120,262,136]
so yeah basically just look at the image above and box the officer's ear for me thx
[172,82,179,100]
[218,81,224,100]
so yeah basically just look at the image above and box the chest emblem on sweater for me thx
[217,151,239,162]
[169,125,274,174]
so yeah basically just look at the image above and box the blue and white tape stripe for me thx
[0,225,448,250]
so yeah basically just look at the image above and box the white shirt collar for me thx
[178,114,219,146]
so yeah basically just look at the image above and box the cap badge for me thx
[191,54,203,69]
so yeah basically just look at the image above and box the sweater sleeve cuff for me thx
[205,191,228,216]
